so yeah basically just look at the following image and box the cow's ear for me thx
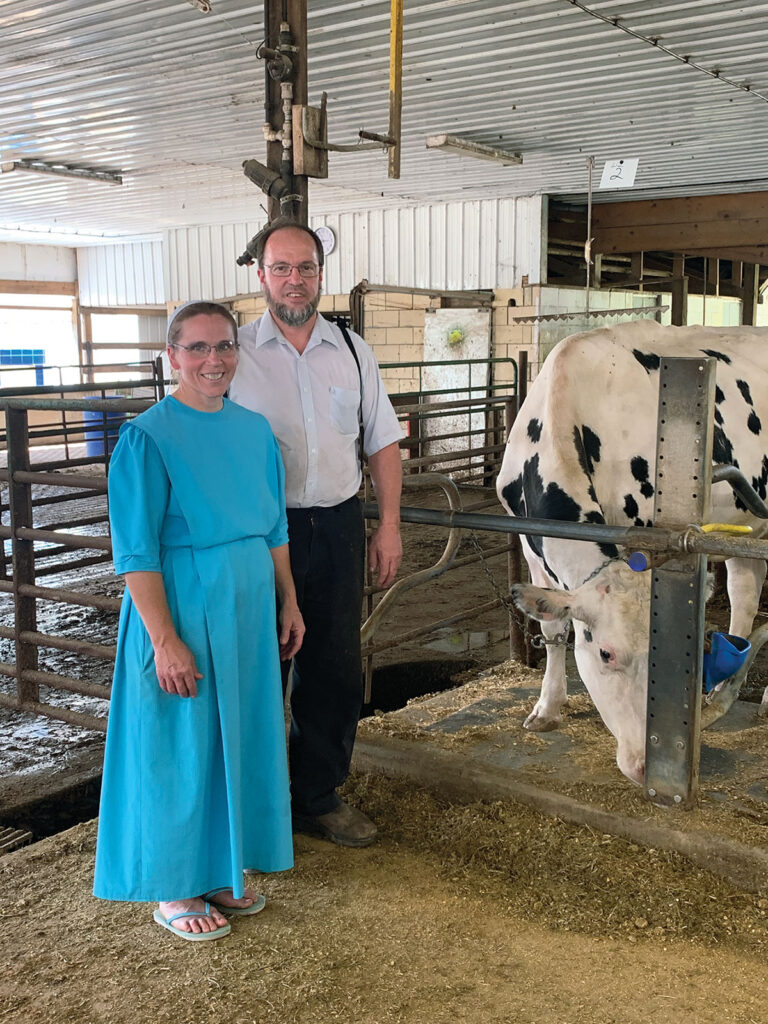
[510,583,574,623]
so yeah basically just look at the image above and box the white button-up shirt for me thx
[229,311,403,508]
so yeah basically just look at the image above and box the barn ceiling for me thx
[2,0,768,245]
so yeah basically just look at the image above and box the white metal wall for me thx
[77,241,164,307]
[159,195,545,303]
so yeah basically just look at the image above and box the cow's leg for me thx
[724,557,768,716]
[521,559,569,732]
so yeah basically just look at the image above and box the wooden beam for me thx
[0,279,76,296]
[592,192,768,255]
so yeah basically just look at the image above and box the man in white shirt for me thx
[229,220,403,847]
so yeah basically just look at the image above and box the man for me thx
[229,219,403,847]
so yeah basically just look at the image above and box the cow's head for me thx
[511,560,652,784]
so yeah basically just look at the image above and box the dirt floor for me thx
[2,771,768,1024]
[4,480,768,1022]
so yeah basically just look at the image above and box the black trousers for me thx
[283,496,366,816]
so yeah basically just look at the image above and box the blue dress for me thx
[93,396,293,902]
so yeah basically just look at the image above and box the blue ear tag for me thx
[702,632,751,692]
[627,551,649,572]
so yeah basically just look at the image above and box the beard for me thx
[263,280,321,327]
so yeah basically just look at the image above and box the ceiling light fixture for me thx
[425,134,522,166]
[0,159,123,185]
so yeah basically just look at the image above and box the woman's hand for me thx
[153,634,203,698]
[278,601,305,661]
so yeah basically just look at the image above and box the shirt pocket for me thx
[328,385,360,436]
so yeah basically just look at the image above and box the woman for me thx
[94,301,304,941]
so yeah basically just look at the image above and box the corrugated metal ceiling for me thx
[2,0,768,243]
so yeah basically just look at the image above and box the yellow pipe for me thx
[388,0,403,179]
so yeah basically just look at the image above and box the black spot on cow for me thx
[527,418,542,443]
[632,350,660,373]
[748,410,762,436]
[583,510,620,560]
[714,407,724,426]
[587,484,598,503]
[573,424,602,478]
[500,474,524,517]
[630,456,650,484]
[583,628,593,643]
[752,456,768,501]
[630,456,654,499]
[713,425,735,466]
[737,379,754,406]
[701,349,732,365]
[623,494,639,520]
[715,385,725,405]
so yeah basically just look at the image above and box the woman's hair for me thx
[167,301,238,346]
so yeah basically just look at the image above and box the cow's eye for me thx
[600,648,612,663]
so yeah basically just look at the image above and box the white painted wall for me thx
[0,242,76,283]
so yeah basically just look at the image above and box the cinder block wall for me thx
[233,285,541,395]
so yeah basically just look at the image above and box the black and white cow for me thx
[497,320,768,784]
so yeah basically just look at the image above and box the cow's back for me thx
[498,321,768,582]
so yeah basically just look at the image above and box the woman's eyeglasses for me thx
[170,340,239,357]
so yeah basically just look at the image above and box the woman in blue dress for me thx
[94,301,304,941]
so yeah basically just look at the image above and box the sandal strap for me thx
[166,901,212,926]
[202,887,231,900]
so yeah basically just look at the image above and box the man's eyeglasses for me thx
[262,261,320,278]
[170,340,239,357]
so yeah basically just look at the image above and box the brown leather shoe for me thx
[293,799,378,847]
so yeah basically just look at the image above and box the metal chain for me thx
[467,529,574,650]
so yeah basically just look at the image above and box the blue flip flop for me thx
[202,887,267,917]
[153,901,232,942]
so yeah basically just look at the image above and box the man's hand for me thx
[368,522,402,588]
[278,602,306,661]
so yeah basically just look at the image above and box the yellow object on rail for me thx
[701,523,754,534]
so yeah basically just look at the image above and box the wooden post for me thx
[671,255,688,326]
[741,263,759,326]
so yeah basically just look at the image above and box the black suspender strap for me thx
[338,322,365,472]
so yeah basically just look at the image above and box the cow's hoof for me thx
[523,709,560,732]
[757,701,768,719]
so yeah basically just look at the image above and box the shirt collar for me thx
[253,309,340,350]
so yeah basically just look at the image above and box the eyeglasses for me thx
[170,340,239,357]
[262,261,320,278]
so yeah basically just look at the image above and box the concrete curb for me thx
[353,735,768,893]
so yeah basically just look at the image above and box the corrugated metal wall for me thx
[77,241,164,307]
[75,196,543,306]
[155,195,544,304]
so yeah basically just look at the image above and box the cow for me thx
[496,320,768,784]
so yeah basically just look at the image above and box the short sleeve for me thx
[264,435,289,549]
[108,424,170,574]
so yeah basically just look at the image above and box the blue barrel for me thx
[83,397,123,457]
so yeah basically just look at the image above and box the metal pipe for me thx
[0,579,121,612]
[0,691,107,731]
[364,502,768,561]
[12,472,108,491]
[362,599,503,657]
[712,464,768,519]
[15,528,111,552]
[388,0,403,178]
